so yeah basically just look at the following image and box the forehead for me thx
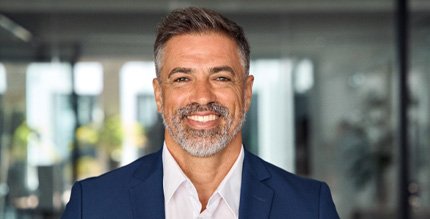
[161,32,243,74]
[165,32,239,54]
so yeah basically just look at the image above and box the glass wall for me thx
[410,1,430,217]
[264,10,397,218]
[0,0,428,218]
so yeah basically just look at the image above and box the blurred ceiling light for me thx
[0,64,6,94]
[0,14,33,42]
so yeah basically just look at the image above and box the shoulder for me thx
[63,151,162,218]
[243,151,339,218]
[62,151,163,218]
[78,150,161,191]
[244,150,331,199]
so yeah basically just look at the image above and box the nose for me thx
[190,79,216,105]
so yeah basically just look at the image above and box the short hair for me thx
[154,7,250,77]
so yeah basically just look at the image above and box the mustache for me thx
[178,102,229,118]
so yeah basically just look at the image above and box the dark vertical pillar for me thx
[396,0,410,219]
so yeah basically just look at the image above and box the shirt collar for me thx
[212,146,244,217]
[162,144,188,204]
[162,143,244,217]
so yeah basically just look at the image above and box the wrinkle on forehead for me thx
[156,32,247,78]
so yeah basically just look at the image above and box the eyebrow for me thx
[167,65,236,79]
[168,67,192,78]
[210,66,235,75]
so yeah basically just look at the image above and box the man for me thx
[62,7,339,219]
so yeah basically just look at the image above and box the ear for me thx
[153,78,163,112]
[244,75,254,112]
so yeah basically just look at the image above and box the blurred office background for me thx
[0,0,429,218]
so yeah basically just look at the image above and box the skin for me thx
[153,32,254,211]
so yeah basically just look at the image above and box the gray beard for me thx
[162,102,246,157]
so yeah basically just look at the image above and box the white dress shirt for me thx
[162,144,244,219]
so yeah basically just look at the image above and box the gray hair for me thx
[154,7,250,77]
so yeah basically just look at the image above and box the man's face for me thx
[153,32,254,157]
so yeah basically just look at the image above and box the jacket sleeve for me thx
[319,183,340,219]
[61,182,83,219]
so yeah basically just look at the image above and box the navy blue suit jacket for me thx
[62,150,339,218]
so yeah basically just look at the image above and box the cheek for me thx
[219,91,245,114]
[162,90,187,111]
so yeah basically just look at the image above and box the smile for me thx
[187,114,218,122]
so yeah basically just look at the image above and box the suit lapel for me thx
[127,149,274,218]
[129,150,165,219]
[239,151,274,219]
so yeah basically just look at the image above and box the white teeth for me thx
[188,115,217,122]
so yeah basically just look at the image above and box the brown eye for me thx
[173,77,190,82]
[216,77,231,81]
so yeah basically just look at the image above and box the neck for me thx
[165,133,242,210]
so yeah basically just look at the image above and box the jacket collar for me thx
[128,149,274,219]
[129,150,165,219]
[239,150,274,219]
